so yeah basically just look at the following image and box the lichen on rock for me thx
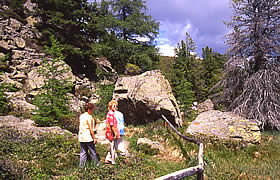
[186,110,261,143]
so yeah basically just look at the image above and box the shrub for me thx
[0,125,80,179]
[0,53,18,115]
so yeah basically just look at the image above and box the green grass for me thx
[0,122,280,179]
[203,131,280,179]
[0,124,186,179]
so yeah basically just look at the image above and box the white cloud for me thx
[136,36,150,42]
[155,21,199,56]
[158,44,175,56]
[146,0,232,56]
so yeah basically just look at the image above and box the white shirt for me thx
[78,112,93,142]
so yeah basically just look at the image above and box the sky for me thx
[88,0,233,57]
[145,0,232,57]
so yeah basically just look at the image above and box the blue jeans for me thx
[79,142,99,167]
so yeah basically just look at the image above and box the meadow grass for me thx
[0,122,279,179]
[203,130,280,179]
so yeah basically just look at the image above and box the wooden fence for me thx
[155,115,204,180]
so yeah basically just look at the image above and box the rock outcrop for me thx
[113,70,182,126]
[0,10,100,115]
[186,110,261,143]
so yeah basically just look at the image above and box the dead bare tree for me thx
[224,60,280,130]
[221,0,280,130]
[226,0,280,71]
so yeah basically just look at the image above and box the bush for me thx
[1,118,280,179]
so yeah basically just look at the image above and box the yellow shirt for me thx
[78,112,94,142]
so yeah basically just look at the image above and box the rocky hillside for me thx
[0,15,92,114]
[0,2,119,119]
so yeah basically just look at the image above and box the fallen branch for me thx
[161,115,201,145]
[156,115,204,180]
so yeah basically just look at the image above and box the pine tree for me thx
[33,0,160,75]
[32,0,103,81]
[174,33,206,103]
[32,36,73,127]
[96,0,160,73]
[167,32,196,111]
[226,0,280,72]
[109,0,159,42]
[201,46,226,99]
[0,83,9,115]
[0,55,11,115]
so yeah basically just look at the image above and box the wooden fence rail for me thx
[155,115,204,180]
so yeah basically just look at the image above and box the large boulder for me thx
[113,70,182,126]
[25,16,37,27]
[24,68,45,93]
[15,37,26,48]
[0,73,23,89]
[0,40,9,50]
[10,18,22,31]
[186,110,261,143]
[68,93,85,115]
[0,13,98,118]
[12,50,26,60]
[0,52,5,59]
[74,77,97,98]
[24,0,37,12]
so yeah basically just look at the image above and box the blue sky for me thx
[88,0,232,57]
[145,0,232,56]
